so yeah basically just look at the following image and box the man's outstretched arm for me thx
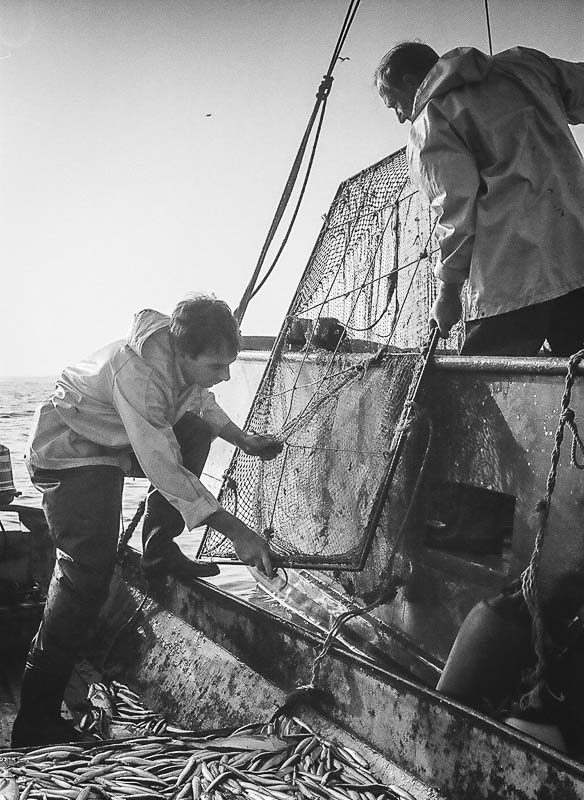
[219,420,283,461]
[205,508,276,578]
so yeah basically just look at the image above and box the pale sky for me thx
[1,0,583,376]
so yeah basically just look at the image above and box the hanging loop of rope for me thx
[562,406,584,469]
[234,0,361,324]
[520,347,584,710]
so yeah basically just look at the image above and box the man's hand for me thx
[205,509,276,578]
[429,283,463,338]
[219,422,283,461]
[242,433,283,461]
[230,527,275,578]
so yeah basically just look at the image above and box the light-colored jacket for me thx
[28,309,232,529]
[408,46,584,320]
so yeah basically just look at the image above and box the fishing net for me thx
[198,148,463,584]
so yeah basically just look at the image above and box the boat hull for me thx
[87,549,584,800]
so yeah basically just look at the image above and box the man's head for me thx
[170,294,241,388]
[375,42,439,123]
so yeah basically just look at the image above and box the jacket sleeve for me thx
[198,389,232,435]
[112,367,221,530]
[551,57,584,125]
[408,105,481,285]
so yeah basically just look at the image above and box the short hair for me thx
[170,294,242,358]
[375,41,439,95]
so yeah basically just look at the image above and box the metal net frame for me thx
[197,148,461,572]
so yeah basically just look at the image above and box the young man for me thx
[12,294,282,747]
[375,42,584,356]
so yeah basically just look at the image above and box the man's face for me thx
[380,79,418,124]
[180,345,237,388]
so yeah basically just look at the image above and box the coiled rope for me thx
[520,347,584,710]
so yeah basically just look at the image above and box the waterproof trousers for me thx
[140,414,212,563]
[22,413,213,711]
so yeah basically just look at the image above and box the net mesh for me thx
[198,148,462,583]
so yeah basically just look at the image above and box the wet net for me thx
[198,148,463,583]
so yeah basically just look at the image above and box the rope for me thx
[234,0,362,323]
[484,0,494,56]
[249,96,329,302]
[293,250,439,318]
[103,499,149,671]
[275,167,410,452]
[520,347,584,710]
[117,498,146,557]
[290,587,397,698]
[255,186,374,475]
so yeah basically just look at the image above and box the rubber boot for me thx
[141,414,220,581]
[141,490,219,580]
[11,663,82,747]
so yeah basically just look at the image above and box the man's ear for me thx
[402,73,420,94]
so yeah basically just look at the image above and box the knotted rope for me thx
[520,347,584,710]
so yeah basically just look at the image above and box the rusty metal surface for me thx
[423,365,584,600]
[305,360,584,668]
[92,569,288,731]
[93,556,584,800]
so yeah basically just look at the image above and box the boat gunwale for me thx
[239,341,584,377]
[116,549,584,785]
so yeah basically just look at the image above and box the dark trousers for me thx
[140,414,212,559]
[461,287,584,357]
[26,413,213,683]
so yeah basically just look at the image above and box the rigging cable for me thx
[234,0,362,323]
[484,0,494,56]
[249,91,328,302]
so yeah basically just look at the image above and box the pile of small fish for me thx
[0,683,417,800]
[79,682,175,739]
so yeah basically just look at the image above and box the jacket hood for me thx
[413,47,493,120]
[126,309,170,356]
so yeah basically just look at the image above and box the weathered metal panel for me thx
[94,553,584,800]
[423,361,584,602]
[319,357,584,667]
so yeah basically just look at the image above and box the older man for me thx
[13,294,282,747]
[375,42,584,355]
